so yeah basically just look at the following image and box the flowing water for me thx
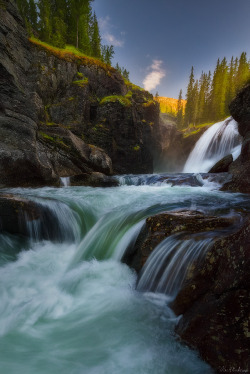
[0,174,249,374]
[183,117,242,173]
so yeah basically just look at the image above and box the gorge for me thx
[0,1,250,374]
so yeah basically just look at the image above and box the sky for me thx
[92,0,250,99]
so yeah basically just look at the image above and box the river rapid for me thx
[0,173,249,374]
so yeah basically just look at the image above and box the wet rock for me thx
[173,215,250,373]
[70,172,118,187]
[223,84,250,192]
[123,210,236,273]
[0,194,73,241]
[124,208,250,372]
[208,154,233,173]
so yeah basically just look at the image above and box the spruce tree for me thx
[91,12,101,58]
[184,66,195,126]
[236,52,250,92]
[101,45,114,65]
[38,0,52,43]
[28,0,38,32]
[176,89,183,128]
[225,56,236,115]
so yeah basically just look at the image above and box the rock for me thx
[229,84,250,137]
[122,210,235,273]
[0,194,74,241]
[223,84,250,192]
[154,114,185,172]
[0,0,160,187]
[124,209,250,372]
[208,154,233,173]
[70,172,118,187]
[172,216,250,373]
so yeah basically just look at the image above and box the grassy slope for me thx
[29,37,116,74]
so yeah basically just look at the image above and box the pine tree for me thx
[197,72,206,124]
[184,66,195,126]
[28,0,38,32]
[203,71,211,122]
[16,0,29,21]
[101,45,114,65]
[192,80,199,125]
[176,89,183,128]
[225,57,236,115]
[38,0,52,43]
[236,52,250,92]
[91,12,101,58]
[51,11,67,48]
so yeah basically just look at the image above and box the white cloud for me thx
[99,16,124,47]
[143,60,166,92]
[103,33,124,47]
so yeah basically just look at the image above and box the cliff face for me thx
[0,0,160,187]
[223,84,250,192]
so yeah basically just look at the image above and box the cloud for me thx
[99,16,124,47]
[143,60,166,91]
[103,33,124,47]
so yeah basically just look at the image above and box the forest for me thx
[16,0,127,71]
[176,53,250,128]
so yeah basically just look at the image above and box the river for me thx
[0,173,249,374]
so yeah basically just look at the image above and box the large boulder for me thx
[123,210,250,372]
[223,84,250,192]
[0,194,74,241]
[173,216,250,373]
[123,210,235,273]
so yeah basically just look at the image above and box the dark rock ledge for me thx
[123,210,250,373]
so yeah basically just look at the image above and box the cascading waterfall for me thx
[136,233,214,298]
[183,117,242,173]
[1,181,249,373]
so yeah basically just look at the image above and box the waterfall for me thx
[136,234,213,299]
[60,177,71,187]
[183,117,242,173]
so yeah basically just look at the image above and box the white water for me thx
[60,177,71,187]
[1,179,250,373]
[183,117,242,173]
[137,234,214,298]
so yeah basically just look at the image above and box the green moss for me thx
[72,77,88,87]
[100,95,131,107]
[39,132,54,141]
[77,71,83,78]
[182,122,214,138]
[142,100,156,108]
[29,37,116,75]
[133,145,140,151]
[124,79,144,92]
[39,132,69,148]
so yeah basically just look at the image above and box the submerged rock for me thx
[70,172,118,187]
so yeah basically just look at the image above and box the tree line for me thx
[16,0,115,65]
[177,52,250,128]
